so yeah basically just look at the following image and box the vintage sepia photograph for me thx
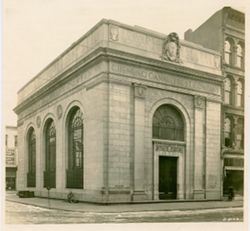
[2,0,248,230]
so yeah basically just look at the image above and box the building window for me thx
[236,118,244,149]
[44,119,56,188]
[236,43,243,68]
[5,134,8,146]
[27,127,36,187]
[153,104,184,141]
[236,80,243,107]
[224,40,232,65]
[14,135,18,147]
[224,77,232,105]
[224,117,232,147]
[224,158,244,167]
[67,107,84,189]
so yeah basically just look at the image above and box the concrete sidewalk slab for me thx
[5,192,243,213]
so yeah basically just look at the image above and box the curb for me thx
[6,198,244,214]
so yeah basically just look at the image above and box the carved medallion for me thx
[57,105,63,119]
[109,26,119,41]
[134,84,146,98]
[162,32,181,63]
[36,116,41,128]
[194,96,205,109]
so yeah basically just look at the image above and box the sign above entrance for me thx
[154,142,184,157]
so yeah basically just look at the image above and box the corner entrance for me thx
[159,156,177,199]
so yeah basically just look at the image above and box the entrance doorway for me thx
[223,170,243,196]
[159,156,177,199]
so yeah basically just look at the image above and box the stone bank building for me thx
[15,11,229,202]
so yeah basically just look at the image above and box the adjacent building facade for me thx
[185,7,244,197]
[15,15,224,202]
[5,126,18,190]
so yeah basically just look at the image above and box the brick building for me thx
[185,7,244,197]
[14,17,224,202]
[5,126,18,190]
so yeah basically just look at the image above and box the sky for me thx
[3,0,247,126]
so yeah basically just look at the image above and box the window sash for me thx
[44,121,56,188]
[67,108,84,189]
[224,91,231,104]
[27,129,36,187]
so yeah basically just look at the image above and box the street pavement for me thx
[5,200,243,224]
[5,191,243,213]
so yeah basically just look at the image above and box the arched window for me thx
[224,77,232,105]
[27,127,36,187]
[66,107,84,188]
[236,43,243,68]
[44,119,56,188]
[236,80,243,107]
[153,105,184,141]
[224,40,232,65]
[224,117,232,147]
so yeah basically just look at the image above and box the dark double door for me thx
[159,156,177,200]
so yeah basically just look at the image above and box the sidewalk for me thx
[5,192,243,213]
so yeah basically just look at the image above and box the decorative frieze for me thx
[111,63,221,95]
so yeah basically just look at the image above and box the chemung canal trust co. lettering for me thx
[110,63,220,95]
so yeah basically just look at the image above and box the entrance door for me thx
[223,170,243,196]
[159,156,177,199]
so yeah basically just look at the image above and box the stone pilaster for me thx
[232,76,239,107]
[231,115,239,149]
[205,101,221,200]
[132,84,147,201]
[193,96,206,199]
[36,119,42,191]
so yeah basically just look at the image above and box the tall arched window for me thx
[224,117,232,147]
[224,77,232,105]
[27,127,36,187]
[66,107,84,188]
[44,119,56,188]
[236,43,243,68]
[236,80,243,107]
[224,40,232,65]
[153,105,184,141]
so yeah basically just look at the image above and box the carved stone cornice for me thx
[223,65,244,76]
[14,47,223,115]
[106,48,223,85]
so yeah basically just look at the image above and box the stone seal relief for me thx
[162,32,181,63]
[36,116,41,128]
[57,105,63,119]
[109,26,119,41]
